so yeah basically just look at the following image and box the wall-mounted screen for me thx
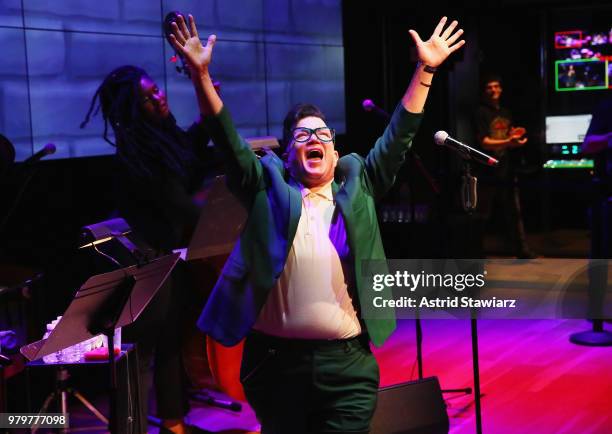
[553,28,611,92]
[545,114,592,144]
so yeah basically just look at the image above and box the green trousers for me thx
[240,331,379,434]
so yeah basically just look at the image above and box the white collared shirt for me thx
[253,179,362,339]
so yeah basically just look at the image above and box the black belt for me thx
[248,330,370,351]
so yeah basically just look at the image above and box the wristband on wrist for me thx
[418,61,437,73]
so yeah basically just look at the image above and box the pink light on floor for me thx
[373,319,612,434]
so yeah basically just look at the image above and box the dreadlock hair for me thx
[81,65,198,185]
[281,103,327,152]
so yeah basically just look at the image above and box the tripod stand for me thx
[33,365,108,433]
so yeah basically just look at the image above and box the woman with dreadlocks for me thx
[82,65,219,434]
[82,65,218,252]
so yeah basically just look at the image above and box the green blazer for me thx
[197,104,423,347]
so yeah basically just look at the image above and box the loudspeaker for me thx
[371,376,449,434]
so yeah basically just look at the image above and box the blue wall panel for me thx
[1,0,344,161]
[266,43,345,138]
[167,40,267,136]
[0,0,24,27]
[163,0,264,42]
[0,27,32,161]
[27,30,164,158]
[263,0,342,44]
[23,0,161,36]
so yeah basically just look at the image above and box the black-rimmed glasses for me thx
[291,127,335,143]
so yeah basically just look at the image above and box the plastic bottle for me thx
[62,341,82,363]
[50,318,66,363]
[98,328,122,352]
[113,327,122,351]
[42,323,58,364]
[42,316,83,363]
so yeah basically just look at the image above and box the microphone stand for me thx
[442,139,501,434]
[414,163,475,399]
[461,160,483,434]
[87,275,136,434]
[363,103,475,412]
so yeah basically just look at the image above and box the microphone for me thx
[433,131,498,167]
[23,143,56,165]
[362,99,390,120]
[0,272,44,297]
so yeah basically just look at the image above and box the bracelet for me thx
[418,61,437,73]
[420,81,432,87]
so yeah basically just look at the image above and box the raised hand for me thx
[509,126,527,140]
[169,14,216,74]
[409,17,465,68]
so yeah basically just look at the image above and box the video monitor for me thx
[545,114,593,157]
[553,28,611,92]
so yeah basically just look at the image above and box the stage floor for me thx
[374,318,612,434]
[58,318,612,434]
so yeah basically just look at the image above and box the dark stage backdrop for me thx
[342,1,609,239]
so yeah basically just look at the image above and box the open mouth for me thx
[306,148,324,161]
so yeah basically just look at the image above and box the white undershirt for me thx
[253,179,362,339]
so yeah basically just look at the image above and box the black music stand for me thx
[183,175,245,413]
[21,253,180,434]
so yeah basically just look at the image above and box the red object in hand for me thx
[170,55,178,63]
[509,127,526,139]
[83,347,121,360]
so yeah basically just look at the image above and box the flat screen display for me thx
[553,29,612,92]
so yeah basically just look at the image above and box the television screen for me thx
[542,8,610,162]
[553,28,612,92]
[545,114,592,157]
[545,114,592,144]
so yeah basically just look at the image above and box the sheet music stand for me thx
[183,176,247,411]
[187,132,279,260]
[187,175,247,261]
[21,253,180,434]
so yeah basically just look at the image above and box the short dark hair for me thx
[481,74,503,90]
[282,103,327,150]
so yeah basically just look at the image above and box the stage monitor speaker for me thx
[371,376,449,434]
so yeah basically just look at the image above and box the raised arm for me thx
[402,17,465,113]
[365,17,465,199]
[169,15,221,116]
[170,14,263,201]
